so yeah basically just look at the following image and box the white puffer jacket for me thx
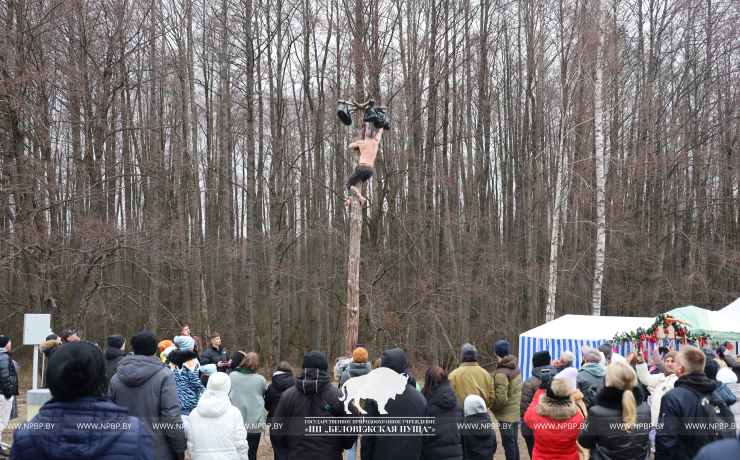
[187,390,250,460]
[635,362,678,426]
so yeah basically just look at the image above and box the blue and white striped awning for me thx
[518,315,656,380]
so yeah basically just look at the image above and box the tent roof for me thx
[520,314,655,341]
[665,305,740,341]
[721,298,740,319]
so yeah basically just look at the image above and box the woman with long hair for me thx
[230,352,267,460]
[421,366,464,460]
[578,361,651,459]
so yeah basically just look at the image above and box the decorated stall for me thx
[518,314,655,380]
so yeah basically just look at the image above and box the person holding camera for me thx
[520,351,558,458]
[200,332,231,374]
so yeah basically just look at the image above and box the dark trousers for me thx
[524,434,535,459]
[498,422,520,460]
[272,440,289,460]
[247,433,261,460]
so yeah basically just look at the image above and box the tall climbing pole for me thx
[340,98,385,357]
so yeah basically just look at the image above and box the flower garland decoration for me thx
[613,313,713,350]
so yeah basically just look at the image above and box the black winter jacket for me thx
[520,365,557,436]
[422,382,464,460]
[362,348,427,460]
[105,346,127,383]
[578,385,651,460]
[461,412,496,460]
[0,349,18,399]
[265,371,296,422]
[200,344,230,373]
[271,368,356,460]
[655,373,735,460]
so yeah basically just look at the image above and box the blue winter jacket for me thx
[9,396,155,460]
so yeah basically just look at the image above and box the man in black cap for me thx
[10,341,156,460]
[62,329,80,342]
[109,331,186,460]
[105,334,127,383]
[271,350,357,460]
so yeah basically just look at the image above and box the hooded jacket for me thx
[340,361,372,386]
[421,382,464,460]
[656,372,735,460]
[635,362,678,426]
[576,363,606,408]
[577,386,651,460]
[230,369,267,433]
[448,345,496,409]
[39,339,61,359]
[361,348,427,460]
[0,349,18,399]
[187,390,250,460]
[523,389,584,460]
[270,367,356,460]
[109,355,186,460]
[693,432,740,460]
[460,396,496,460]
[491,354,522,423]
[105,346,127,383]
[264,371,296,422]
[9,396,155,460]
[520,364,558,436]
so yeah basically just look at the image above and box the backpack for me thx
[678,387,736,457]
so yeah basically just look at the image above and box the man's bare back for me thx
[348,128,383,168]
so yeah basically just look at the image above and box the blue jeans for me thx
[498,422,520,460]
[346,439,358,460]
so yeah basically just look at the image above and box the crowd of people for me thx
[0,325,739,460]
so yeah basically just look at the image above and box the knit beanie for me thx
[207,372,232,394]
[107,334,125,349]
[131,331,158,356]
[580,345,601,363]
[302,350,329,371]
[174,335,194,351]
[230,351,245,371]
[158,340,173,352]
[553,367,578,393]
[494,340,510,358]
[598,343,613,358]
[704,358,719,380]
[546,378,572,401]
[201,364,217,376]
[464,394,487,416]
[46,334,59,341]
[47,341,108,401]
[353,347,368,364]
[461,343,477,363]
[610,353,627,364]
[665,350,678,361]
[532,351,551,368]
[717,367,738,385]
[0,336,9,348]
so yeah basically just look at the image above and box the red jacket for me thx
[522,389,584,460]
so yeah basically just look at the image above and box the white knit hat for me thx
[717,367,738,385]
[207,372,232,395]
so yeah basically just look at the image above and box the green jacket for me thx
[448,362,496,409]
[491,354,522,423]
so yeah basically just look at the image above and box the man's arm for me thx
[491,373,506,412]
[652,349,666,373]
[723,352,740,371]
[635,362,662,388]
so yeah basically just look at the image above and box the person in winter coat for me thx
[490,340,521,460]
[11,341,155,460]
[109,331,187,460]
[577,345,606,407]
[105,334,127,383]
[719,347,740,381]
[520,350,558,457]
[361,348,427,460]
[632,348,678,450]
[230,352,267,460]
[271,351,357,460]
[264,361,295,460]
[693,432,740,460]
[170,335,205,417]
[717,367,740,435]
[39,334,62,360]
[201,364,217,388]
[448,343,496,408]
[704,358,737,406]
[461,395,496,460]
[420,366,465,460]
[523,377,584,460]
[553,368,588,460]
[577,362,651,460]
[552,351,576,373]
[0,336,17,451]
[656,346,735,460]
[340,347,372,386]
[201,332,231,374]
[187,372,250,460]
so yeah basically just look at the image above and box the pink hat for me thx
[553,367,578,393]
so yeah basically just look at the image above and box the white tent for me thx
[721,298,740,320]
[518,314,655,380]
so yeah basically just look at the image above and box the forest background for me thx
[1,0,739,372]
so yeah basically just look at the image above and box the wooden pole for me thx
[345,106,365,357]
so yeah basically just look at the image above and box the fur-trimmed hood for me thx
[592,385,646,411]
[536,393,578,420]
[40,339,61,357]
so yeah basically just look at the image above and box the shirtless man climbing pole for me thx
[345,128,383,207]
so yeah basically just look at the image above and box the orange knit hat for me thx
[158,340,173,352]
[353,347,368,363]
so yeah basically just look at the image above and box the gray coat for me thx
[576,363,606,408]
[340,361,372,386]
[109,355,186,460]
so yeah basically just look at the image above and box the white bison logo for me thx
[338,367,409,415]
